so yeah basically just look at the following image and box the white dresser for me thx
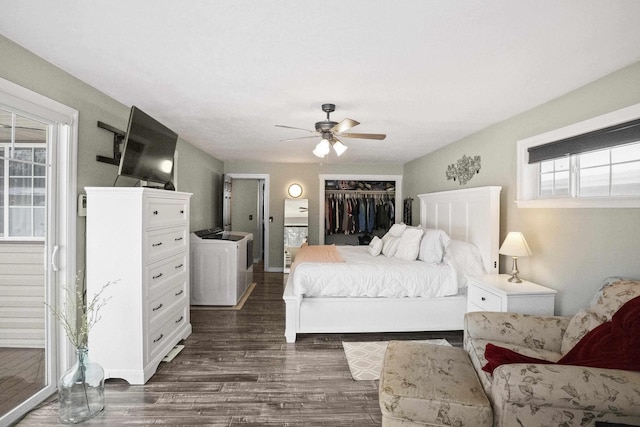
[86,187,192,384]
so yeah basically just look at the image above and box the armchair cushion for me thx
[491,363,640,423]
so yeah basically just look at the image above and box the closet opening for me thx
[318,174,402,246]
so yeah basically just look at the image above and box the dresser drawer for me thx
[148,280,188,327]
[468,284,502,311]
[148,306,188,361]
[145,197,188,229]
[147,253,187,295]
[146,226,187,262]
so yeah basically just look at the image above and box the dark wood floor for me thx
[15,265,462,426]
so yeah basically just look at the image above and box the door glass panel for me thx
[0,111,49,420]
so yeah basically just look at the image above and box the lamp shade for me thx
[313,138,331,157]
[332,139,348,156]
[499,232,532,257]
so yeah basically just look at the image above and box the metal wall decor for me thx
[445,154,481,185]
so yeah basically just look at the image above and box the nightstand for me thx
[466,274,556,315]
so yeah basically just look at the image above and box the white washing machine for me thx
[190,229,254,305]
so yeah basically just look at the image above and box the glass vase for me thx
[58,347,105,424]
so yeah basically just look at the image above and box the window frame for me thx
[517,102,640,208]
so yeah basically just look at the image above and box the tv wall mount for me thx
[96,121,124,166]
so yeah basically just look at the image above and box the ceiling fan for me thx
[275,103,386,157]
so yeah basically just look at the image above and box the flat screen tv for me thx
[118,106,178,185]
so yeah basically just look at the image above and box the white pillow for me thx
[418,228,451,264]
[382,236,401,257]
[368,236,383,256]
[394,227,424,260]
[388,223,407,237]
[443,240,485,286]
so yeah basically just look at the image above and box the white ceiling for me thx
[2,1,640,164]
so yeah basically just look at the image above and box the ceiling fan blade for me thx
[331,118,360,134]
[339,132,386,140]
[275,124,316,133]
[280,135,318,142]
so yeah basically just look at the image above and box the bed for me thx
[283,186,501,343]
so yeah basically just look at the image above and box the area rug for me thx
[190,283,256,311]
[342,339,450,381]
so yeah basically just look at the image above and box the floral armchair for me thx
[464,277,640,427]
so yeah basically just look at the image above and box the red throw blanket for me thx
[482,295,640,374]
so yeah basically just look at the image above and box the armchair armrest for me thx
[491,363,640,417]
[464,312,570,353]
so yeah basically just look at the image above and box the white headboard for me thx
[419,186,501,274]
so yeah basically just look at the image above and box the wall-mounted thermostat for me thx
[78,194,87,217]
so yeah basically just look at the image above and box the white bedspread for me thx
[292,246,458,298]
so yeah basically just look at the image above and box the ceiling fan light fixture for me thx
[313,138,331,157]
[332,139,348,156]
[277,104,386,158]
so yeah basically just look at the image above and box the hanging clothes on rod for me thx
[325,192,395,236]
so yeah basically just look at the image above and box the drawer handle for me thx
[180,209,184,214]
[481,297,486,301]
[153,334,164,343]
[175,237,183,241]
[152,303,164,311]
[152,273,163,280]
[175,289,184,296]
[152,242,163,247]
[153,210,159,215]
[175,315,184,324]
[175,263,184,269]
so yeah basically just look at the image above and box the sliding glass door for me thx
[0,78,77,426]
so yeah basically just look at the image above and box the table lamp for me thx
[499,232,532,283]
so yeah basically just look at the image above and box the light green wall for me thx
[224,161,403,269]
[175,141,224,231]
[1,35,224,273]
[404,61,640,316]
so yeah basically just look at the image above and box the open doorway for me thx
[223,173,270,270]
